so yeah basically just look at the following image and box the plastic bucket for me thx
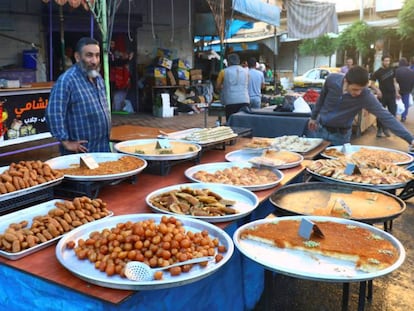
[23,50,38,69]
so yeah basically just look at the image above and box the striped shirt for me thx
[46,63,111,153]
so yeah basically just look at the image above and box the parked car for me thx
[293,67,340,88]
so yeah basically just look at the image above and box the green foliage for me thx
[317,35,338,57]
[299,39,318,57]
[299,35,337,57]
[398,0,414,38]
[298,35,337,67]
[337,21,375,57]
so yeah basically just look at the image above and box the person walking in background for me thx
[370,55,400,137]
[216,53,249,122]
[307,66,414,148]
[340,57,354,74]
[46,37,111,155]
[109,40,134,111]
[395,57,414,122]
[410,56,414,71]
[60,46,74,72]
[247,57,265,109]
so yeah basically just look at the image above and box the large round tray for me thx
[55,214,234,290]
[45,152,147,181]
[269,182,406,224]
[0,199,113,260]
[146,182,259,223]
[226,149,303,169]
[233,216,406,282]
[322,145,413,165]
[306,168,408,190]
[158,128,238,145]
[114,139,201,161]
[0,166,63,202]
[184,162,284,191]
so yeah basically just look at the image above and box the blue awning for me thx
[208,42,259,53]
[233,0,281,27]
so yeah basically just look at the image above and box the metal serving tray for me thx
[45,152,147,182]
[233,216,406,282]
[146,182,259,223]
[0,166,63,202]
[0,199,113,260]
[55,214,234,290]
[184,161,284,191]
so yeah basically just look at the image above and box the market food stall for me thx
[0,127,411,310]
[0,137,309,310]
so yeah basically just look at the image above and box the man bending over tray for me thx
[46,37,111,155]
[307,66,414,148]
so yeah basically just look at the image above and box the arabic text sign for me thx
[1,92,49,141]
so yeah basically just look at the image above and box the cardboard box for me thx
[158,57,172,70]
[156,48,172,59]
[167,70,176,86]
[177,68,189,80]
[191,74,203,81]
[154,77,167,86]
[178,79,190,86]
[174,58,191,70]
[190,69,202,76]
[154,67,167,78]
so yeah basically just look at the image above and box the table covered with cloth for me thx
[0,137,308,311]
[228,108,311,138]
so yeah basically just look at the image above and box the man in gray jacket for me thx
[216,53,249,122]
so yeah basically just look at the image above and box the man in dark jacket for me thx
[370,55,400,137]
[395,57,414,122]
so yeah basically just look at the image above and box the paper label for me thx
[156,139,171,149]
[344,163,361,175]
[80,155,99,169]
[341,143,351,153]
[299,219,324,240]
[338,199,352,217]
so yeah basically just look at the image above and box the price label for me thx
[299,218,324,240]
[156,139,171,149]
[338,199,352,217]
[341,143,352,153]
[80,154,99,169]
[344,163,361,175]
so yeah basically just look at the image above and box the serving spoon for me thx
[124,256,215,281]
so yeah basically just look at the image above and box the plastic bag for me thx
[409,94,413,107]
[293,96,311,113]
[122,100,134,113]
[396,98,405,115]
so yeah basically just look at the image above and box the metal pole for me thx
[59,6,66,71]
[359,0,364,65]
[100,0,111,111]
[49,1,53,81]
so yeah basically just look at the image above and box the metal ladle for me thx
[124,256,215,281]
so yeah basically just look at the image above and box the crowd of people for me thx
[44,36,414,154]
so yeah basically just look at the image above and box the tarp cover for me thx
[232,0,281,27]
[286,0,338,39]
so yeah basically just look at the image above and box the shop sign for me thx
[0,92,50,144]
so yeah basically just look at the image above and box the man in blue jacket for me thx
[308,66,414,148]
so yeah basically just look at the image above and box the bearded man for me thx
[46,37,111,155]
